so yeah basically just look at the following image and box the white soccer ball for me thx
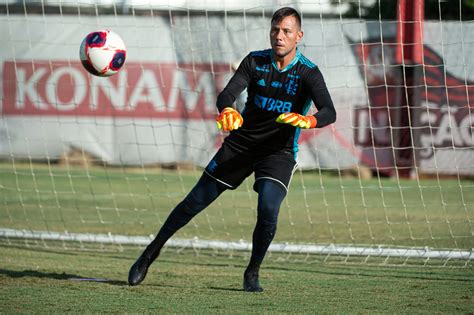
[79,30,126,77]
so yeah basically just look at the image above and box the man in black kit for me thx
[129,7,336,292]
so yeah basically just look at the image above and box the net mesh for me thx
[0,0,472,267]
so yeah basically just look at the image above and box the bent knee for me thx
[256,207,279,226]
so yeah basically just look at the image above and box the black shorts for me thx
[204,141,298,192]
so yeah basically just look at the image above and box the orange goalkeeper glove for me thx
[275,112,317,129]
[216,107,243,131]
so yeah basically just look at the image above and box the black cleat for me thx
[128,255,151,286]
[243,270,263,292]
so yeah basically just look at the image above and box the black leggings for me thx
[144,173,287,270]
[247,179,286,270]
[154,174,226,243]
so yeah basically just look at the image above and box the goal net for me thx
[0,0,472,266]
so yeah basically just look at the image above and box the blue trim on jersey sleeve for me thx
[293,128,301,158]
[301,97,313,115]
[298,54,316,69]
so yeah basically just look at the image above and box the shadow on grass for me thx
[152,258,474,283]
[0,269,80,280]
[207,286,243,292]
[0,268,128,286]
[3,245,472,283]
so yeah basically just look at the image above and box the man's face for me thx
[270,15,303,58]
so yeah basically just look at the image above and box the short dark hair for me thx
[271,7,301,29]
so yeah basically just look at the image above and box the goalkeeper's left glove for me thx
[216,107,243,132]
[275,112,317,129]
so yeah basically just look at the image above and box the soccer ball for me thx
[79,30,126,77]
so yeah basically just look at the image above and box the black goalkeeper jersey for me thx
[216,49,336,156]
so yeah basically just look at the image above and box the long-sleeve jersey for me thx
[216,49,336,155]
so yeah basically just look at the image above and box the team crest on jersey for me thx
[284,79,298,95]
[285,71,300,96]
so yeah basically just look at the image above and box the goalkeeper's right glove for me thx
[216,107,243,132]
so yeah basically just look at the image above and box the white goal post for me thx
[0,0,472,266]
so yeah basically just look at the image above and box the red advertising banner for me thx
[349,37,474,176]
[349,39,403,175]
[413,46,474,175]
[3,61,232,119]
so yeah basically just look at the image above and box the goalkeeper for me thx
[129,6,336,292]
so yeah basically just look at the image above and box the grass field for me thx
[1,162,473,312]
[1,162,473,249]
[0,244,473,313]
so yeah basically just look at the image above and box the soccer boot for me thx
[128,255,152,286]
[243,270,263,292]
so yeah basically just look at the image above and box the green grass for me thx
[0,245,473,313]
[1,161,473,250]
[1,162,473,312]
